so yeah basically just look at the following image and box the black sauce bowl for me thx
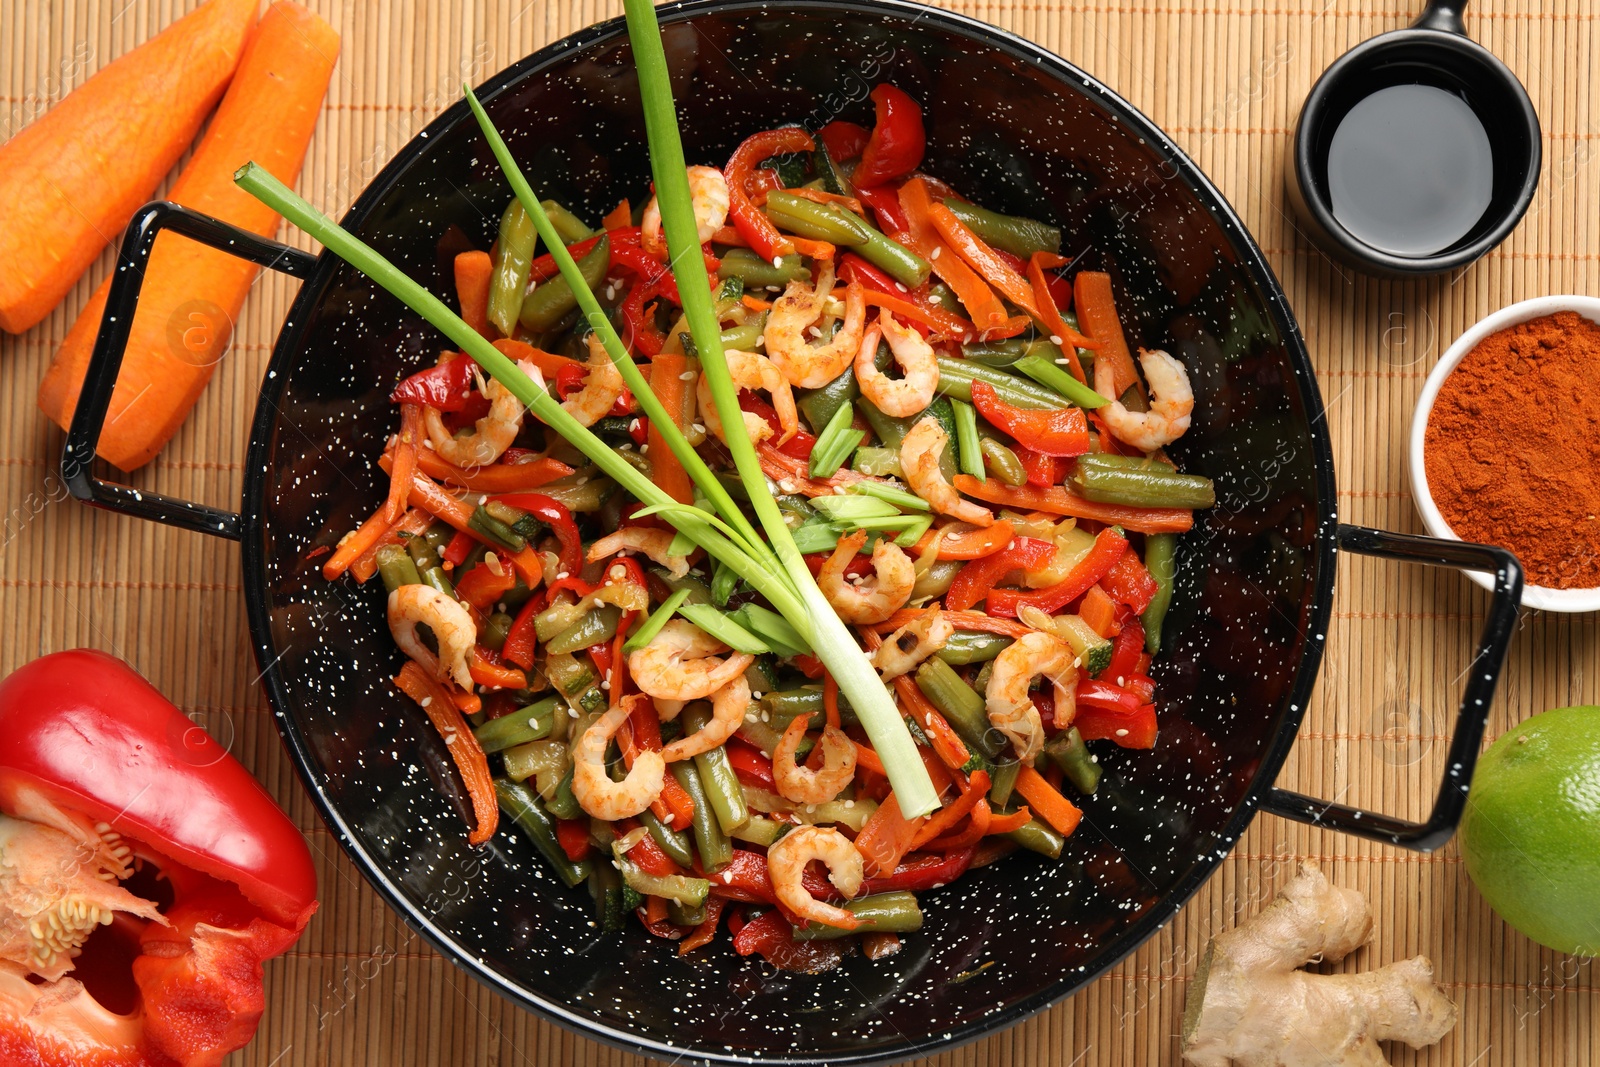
[1285,0,1540,277]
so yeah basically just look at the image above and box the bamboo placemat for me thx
[2,1,1598,1063]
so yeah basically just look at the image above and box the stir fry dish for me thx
[296,76,1214,972]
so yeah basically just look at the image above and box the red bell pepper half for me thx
[969,380,1089,458]
[0,650,318,1067]
[853,84,926,188]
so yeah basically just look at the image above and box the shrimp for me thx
[558,335,626,428]
[854,311,937,417]
[387,584,477,692]
[627,619,755,702]
[766,825,864,930]
[817,529,915,625]
[423,360,530,469]
[771,713,858,805]
[870,606,954,681]
[660,676,751,762]
[587,527,691,579]
[899,416,995,526]
[572,700,665,820]
[763,261,868,389]
[1095,348,1194,451]
[696,348,798,445]
[641,165,730,254]
[985,631,1078,764]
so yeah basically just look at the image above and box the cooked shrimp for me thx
[854,311,937,417]
[587,527,691,579]
[387,584,476,692]
[870,606,954,681]
[899,416,994,526]
[764,262,868,389]
[641,165,730,255]
[772,713,857,805]
[423,361,529,469]
[558,335,626,428]
[627,619,755,702]
[572,701,665,820]
[985,631,1077,764]
[817,530,915,625]
[766,825,863,930]
[1095,348,1194,451]
[660,676,751,762]
[696,348,798,445]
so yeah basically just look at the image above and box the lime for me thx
[1459,705,1600,956]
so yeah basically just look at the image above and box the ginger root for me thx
[1181,860,1457,1067]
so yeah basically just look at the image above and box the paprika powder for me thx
[1424,311,1600,589]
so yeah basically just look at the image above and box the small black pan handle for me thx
[1260,524,1522,852]
[62,200,319,540]
[1413,0,1467,34]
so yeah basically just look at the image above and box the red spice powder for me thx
[1424,311,1600,589]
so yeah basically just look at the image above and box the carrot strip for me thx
[871,609,1033,640]
[645,894,670,927]
[394,662,499,846]
[400,468,543,585]
[789,236,836,260]
[1073,271,1141,401]
[1078,585,1120,638]
[859,288,977,342]
[323,507,395,581]
[897,178,1013,333]
[923,798,992,851]
[952,475,1193,534]
[383,404,422,522]
[1013,765,1082,837]
[1027,252,1094,378]
[38,3,340,469]
[740,294,774,312]
[603,198,632,231]
[757,441,869,497]
[350,507,432,584]
[852,742,887,777]
[910,520,1015,561]
[657,771,696,831]
[709,225,749,248]
[823,672,842,730]
[926,201,1043,320]
[646,352,695,504]
[852,792,923,878]
[985,806,1033,834]
[467,648,527,690]
[910,771,990,849]
[490,337,580,377]
[454,251,495,339]
[411,449,574,492]
[0,0,259,334]
[862,628,973,773]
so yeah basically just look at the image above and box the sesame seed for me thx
[679,371,695,380]
[1049,335,1063,345]
[929,247,941,260]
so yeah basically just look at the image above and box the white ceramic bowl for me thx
[1409,294,1600,612]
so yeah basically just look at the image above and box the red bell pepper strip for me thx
[724,738,776,792]
[854,184,915,244]
[501,595,541,672]
[1012,442,1069,488]
[983,526,1129,618]
[725,128,816,261]
[1073,691,1158,749]
[1027,252,1093,378]
[621,272,673,356]
[854,85,926,187]
[817,119,870,162]
[1102,547,1159,614]
[467,646,527,691]
[0,651,318,1067]
[442,528,475,568]
[1105,616,1146,683]
[969,380,1089,458]
[944,536,1055,612]
[393,662,499,845]
[1073,270,1142,402]
[454,560,518,612]
[677,896,727,956]
[413,449,574,493]
[556,818,591,862]
[731,909,847,972]
[860,846,977,895]
[951,474,1194,534]
[491,493,582,577]
[390,353,477,410]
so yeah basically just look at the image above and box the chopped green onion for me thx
[710,557,740,607]
[808,399,864,479]
[809,494,900,521]
[790,521,844,555]
[677,603,770,654]
[846,479,930,512]
[1013,353,1108,410]
[890,515,933,547]
[622,588,689,653]
[729,603,813,658]
[950,398,985,479]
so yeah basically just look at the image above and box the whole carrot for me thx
[0,0,259,334]
[38,3,339,470]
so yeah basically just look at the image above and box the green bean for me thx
[1072,455,1216,509]
[1005,816,1065,858]
[540,199,593,243]
[798,367,860,435]
[790,891,924,940]
[935,356,1067,411]
[615,853,710,907]
[716,247,811,288]
[852,446,903,478]
[488,200,538,336]
[546,762,583,821]
[1141,533,1178,654]
[473,696,559,754]
[495,779,591,887]
[854,227,932,289]
[586,860,627,932]
[914,658,1004,760]
[988,759,1021,808]
[1045,726,1102,794]
[734,716,792,760]
[764,191,930,287]
[684,706,749,834]
[422,522,454,550]
[641,807,696,868]
[670,760,732,872]
[520,234,610,331]
[405,534,455,596]
[546,604,622,656]
[375,544,423,592]
[979,437,1029,487]
[935,631,1014,665]
[467,506,527,553]
[1013,353,1108,410]
[940,199,1062,258]
[759,688,823,719]
[960,336,1031,367]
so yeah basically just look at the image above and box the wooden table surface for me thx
[2,1,1598,1064]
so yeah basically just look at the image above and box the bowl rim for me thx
[239,0,1337,1061]
[1407,294,1600,612]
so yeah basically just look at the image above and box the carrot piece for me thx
[657,771,696,831]
[454,251,495,339]
[858,287,977,342]
[323,506,394,582]
[924,798,993,851]
[897,178,1012,333]
[0,0,259,334]
[1078,585,1120,638]
[852,792,924,878]
[384,404,422,522]
[394,662,499,846]
[645,894,670,928]
[411,449,574,493]
[467,648,527,691]
[862,628,974,774]
[1073,271,1141,401]
[1013,765,1083,837]
[709,225,749,248]
[784,187,866,216]
[910,771,990,849]
[851,741,887,777]
[740,294,774,312]
[823,672,842,730]
[397,467,543,585]
[985,806,1033,834]
[349,507,433,584]
[491,337,580,378]
[871,609,1033,640]
[1027,252,1095,378]
[603,198,632,231]
[951,474,1193,534]
[788,236,836,260]
[910,520,1016,561]
[646,352,695,504]
[37,3,340,469]
[926,202,1043,320]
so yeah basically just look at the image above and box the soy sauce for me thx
[1326,83,1494,258]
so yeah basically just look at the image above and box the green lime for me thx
[1459,705,1600,956]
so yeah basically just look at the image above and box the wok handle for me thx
[1259,524,1522,852]
[62,201,318,541]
